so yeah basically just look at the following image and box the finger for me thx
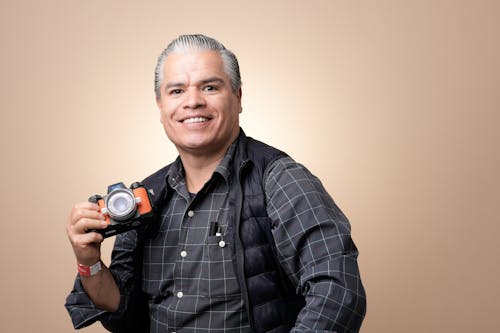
[70,218,108,235]
[68,204,105,226]
[73,230,104,246]
[74,201,100,211]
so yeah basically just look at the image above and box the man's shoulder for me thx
[242,135,288,164]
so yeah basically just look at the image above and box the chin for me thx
[177,138,212,151]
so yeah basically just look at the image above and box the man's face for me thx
[157,50,242,157]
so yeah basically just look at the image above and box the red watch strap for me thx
[77,261,102,276]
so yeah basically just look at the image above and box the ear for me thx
[237,88,243,113]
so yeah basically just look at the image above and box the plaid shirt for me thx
[141,142,252,332]
[66,136,366,332]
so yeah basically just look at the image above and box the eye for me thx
[202,85,218,92]
[169,89,183,95]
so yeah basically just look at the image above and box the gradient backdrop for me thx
[1,0,499,332]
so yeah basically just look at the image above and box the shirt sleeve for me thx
[64,229,148,331]
[264,156,366,333]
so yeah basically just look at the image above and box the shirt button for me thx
[218,240,226,248]
[180,250,187,257]
[187,210,194,217]
[177,291,183,298]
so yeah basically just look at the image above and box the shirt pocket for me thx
[200,235,241,298]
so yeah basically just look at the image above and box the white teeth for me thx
[183,117,208,124]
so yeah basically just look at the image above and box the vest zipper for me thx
[234,160,256,332]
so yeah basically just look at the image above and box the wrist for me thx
[77,260,102,276]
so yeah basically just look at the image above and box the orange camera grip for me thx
[97,198,111,224]
[133,187,153,214]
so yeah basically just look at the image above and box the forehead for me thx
[162,50,226,82]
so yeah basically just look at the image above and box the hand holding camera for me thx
[66,181,154,267]
[88,182,154,238]
[66,201,107,267]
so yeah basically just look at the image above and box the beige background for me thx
[1,0,499,332]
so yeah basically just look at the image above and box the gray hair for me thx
[154,34,242,99]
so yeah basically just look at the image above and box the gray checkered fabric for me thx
[265,157,365,332]
[142,142,252,332]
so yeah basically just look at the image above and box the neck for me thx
[178,148,227,193]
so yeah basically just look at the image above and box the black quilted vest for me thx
[225,133,305,332]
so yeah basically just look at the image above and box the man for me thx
[66,34,366,333]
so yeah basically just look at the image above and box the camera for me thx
[88,182,153,238]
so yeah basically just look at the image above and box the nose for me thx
[183,88,206,109]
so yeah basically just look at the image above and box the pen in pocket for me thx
[209,221,218,236]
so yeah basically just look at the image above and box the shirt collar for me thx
[214,140,237,182]
[166,156,184,189]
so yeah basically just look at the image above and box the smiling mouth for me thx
[182,116,210,124]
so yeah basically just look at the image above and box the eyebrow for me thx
[199,77,225,86]
[164,81,184,90]
[164,77,226,90]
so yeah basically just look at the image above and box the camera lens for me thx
[113,197,129,212]
[106,189,137,221]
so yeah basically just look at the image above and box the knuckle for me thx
[74,208,85,221]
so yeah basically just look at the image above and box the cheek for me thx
[159,112,175,135]
[159,104,174,122]
[159,113,176,141]
[218,99,241,119]
[159,112,167,126]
